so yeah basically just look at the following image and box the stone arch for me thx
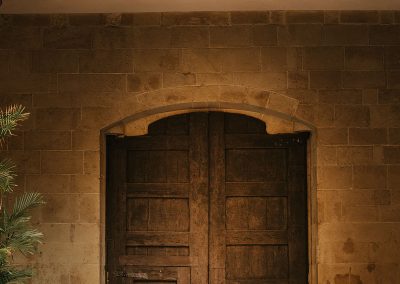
[101,85,315,136]
[99,84,318,284]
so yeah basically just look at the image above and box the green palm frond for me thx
[10,193,44,221]
[0,105,29,141]
[0,159,16,195]
[0,106,42,283]
[0,267,32,284]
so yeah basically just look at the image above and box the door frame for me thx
[100,105,318,284]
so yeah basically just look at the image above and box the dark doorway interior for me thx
[106,112,309,283]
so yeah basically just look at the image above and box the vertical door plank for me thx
[209,113,226,284]
[189,113,209,284]
[288,144,308,283]
[106,136,127,283]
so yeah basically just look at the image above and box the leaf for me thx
[0,159,16,195]
[10,193,45,221]
[0,105,29,143]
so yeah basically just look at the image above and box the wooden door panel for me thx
[107,112,309,284]
[225,149,286,182]
[226,245,288,279]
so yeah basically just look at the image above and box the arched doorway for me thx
[105,112,309,283]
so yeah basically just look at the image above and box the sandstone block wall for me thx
[1,10,400,284]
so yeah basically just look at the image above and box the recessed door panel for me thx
[106,112,309,284]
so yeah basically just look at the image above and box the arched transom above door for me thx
[103,85,314,137]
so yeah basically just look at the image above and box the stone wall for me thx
[1,10,400,283]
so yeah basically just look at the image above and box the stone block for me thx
[389,128,400,144]
[252,25,278,46]
[170,27,209,48]
[340,11,379,23]
[261,47,287,71]
[6,131,24,150]
[370,105,400,127]
[0,27,42,49]
[32,50,79,73]
[384,47,400,69]
[270,11,286,25]
[36,108,80,130]
[342,71,386,88]
[196,73,234,85]
[334,105,370,127]
[84,151,100,175]
[43,27,93,49]
[6,50,32,74]
[41,151,84,174]
[33,93,72,108]
[324,11,340,24]
[127,73,162,92]
[317,146,337,165]
[341,205,379,222]
[267,93,299,116]
[36,224,71,243]
[318,90,362,104]
[341,190,390,206]
[383,146,400,164]
[133,49,181,72]
[387,71,400,89]
[309,71,342,89]
[163,72,196,88]
[69,14,105,26]
[70,264,100,284]
[182,49,222,73]
[231,11,269,24]
[303,47,344,70]
[0,74,56,93]
[71,224,100,244]
[336,146,373,165]
[353,165,387,189]
[322,25,369,46]
[121,13,161,26]
[161,12,230,26]
[210,26,252,47]
[79,49,133,73]
[72,130,100,151]
[362,89,378,105]
[317,166,352,189]
[380,205,400,222]
[24,131,71,150]
[26,175,70,194]
[349,128,387,145]
[388,165,400,189]
[287,47,303,70]
[79,194,100,222]
[93,27,135,48]
[80,107,122,130]
[318,128,348,145]
[288,71,309,89]
[370,25,400,45]
[311,104,334,127]
[0,150,41,174]
[233,72,287,90]
[40,194,80,222]
[71,175,100,193]
[318,192,338,224]
[286,11,324,23]
[278,24,322,46]
[345,47,384,70]
[58,74,126,92]
[220,48,260,72]
[12,14,51,26]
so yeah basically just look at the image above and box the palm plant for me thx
[0,105,45,284]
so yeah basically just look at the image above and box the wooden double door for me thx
[106,112,309,284]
